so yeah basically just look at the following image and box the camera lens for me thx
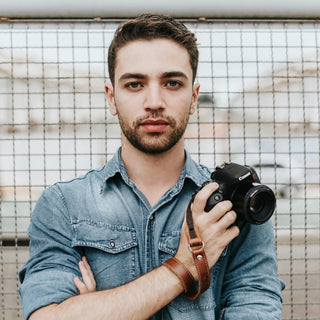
[249,194,265,214]
[243,185,276,225]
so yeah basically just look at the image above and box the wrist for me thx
[162,257,196,296]
[174,251,198,280]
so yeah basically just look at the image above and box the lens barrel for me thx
[242,185,276,225]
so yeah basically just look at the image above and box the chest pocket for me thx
[71,219,138,289]
[158,230,181,263]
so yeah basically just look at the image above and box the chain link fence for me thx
[0,19,319,319]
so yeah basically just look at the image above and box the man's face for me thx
[105,39,199,154]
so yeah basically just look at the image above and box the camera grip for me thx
[204,191,224,212]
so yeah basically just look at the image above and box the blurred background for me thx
[0,1,319,319]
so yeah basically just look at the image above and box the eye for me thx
[125,82,143,90]
[166,80,182,89]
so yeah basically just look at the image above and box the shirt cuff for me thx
[19,269,78,320]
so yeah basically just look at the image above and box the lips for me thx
[140,119,169,133]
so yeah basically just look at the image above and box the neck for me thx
[121,139,186,207]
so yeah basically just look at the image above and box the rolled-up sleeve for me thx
[220,220,286,319]
[19,185,82,320]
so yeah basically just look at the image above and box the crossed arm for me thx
[33,261,184,320]
[28,183,239,320]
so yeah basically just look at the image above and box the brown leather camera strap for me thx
[162,195,211,300]
[162,257,197,297]
[183,196,211,300]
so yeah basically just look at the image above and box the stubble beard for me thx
[117,108,191,154]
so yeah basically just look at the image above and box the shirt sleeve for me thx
[19,185,82,320]
[220,220,286,320]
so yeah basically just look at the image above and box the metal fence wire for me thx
[0,19,319,320]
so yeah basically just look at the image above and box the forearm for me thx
[30,265,184,320]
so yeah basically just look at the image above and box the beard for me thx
[117,108,191,154]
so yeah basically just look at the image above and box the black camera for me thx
[203,162,276,225]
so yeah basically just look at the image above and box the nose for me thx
[144,84,164,111]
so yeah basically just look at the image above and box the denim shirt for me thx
[19,148,285,320]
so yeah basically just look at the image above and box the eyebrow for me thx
[118,71,189,82]
[161,71,189,80]
[119,73,146,81]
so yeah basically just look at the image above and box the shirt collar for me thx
[100,147,210,191]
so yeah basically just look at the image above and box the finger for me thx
[222,225,240,244]
[82,257,96,285]
[201,209,237,247]
[73,276,89,294]
[206,225,240,262]
[79,260,96,292]
[80,257,96,291]
[216,209,237,228]
[208,200,234,223]
[192,182,219,215]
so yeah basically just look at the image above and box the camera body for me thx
[204,162,276,225]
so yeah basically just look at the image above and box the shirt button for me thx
[149,214,154,220]
[109,240,115,248]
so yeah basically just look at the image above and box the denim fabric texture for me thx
[19,148,285,319]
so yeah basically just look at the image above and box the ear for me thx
[105,83,117,116]
[189,82,200,115]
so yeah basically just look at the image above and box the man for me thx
[19,14,284,319]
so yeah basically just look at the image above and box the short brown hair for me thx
[108,14,199,85]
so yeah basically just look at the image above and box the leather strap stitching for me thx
[184,196,211,299]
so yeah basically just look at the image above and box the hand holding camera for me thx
[172,182,239,296]
[169,162,276,299]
